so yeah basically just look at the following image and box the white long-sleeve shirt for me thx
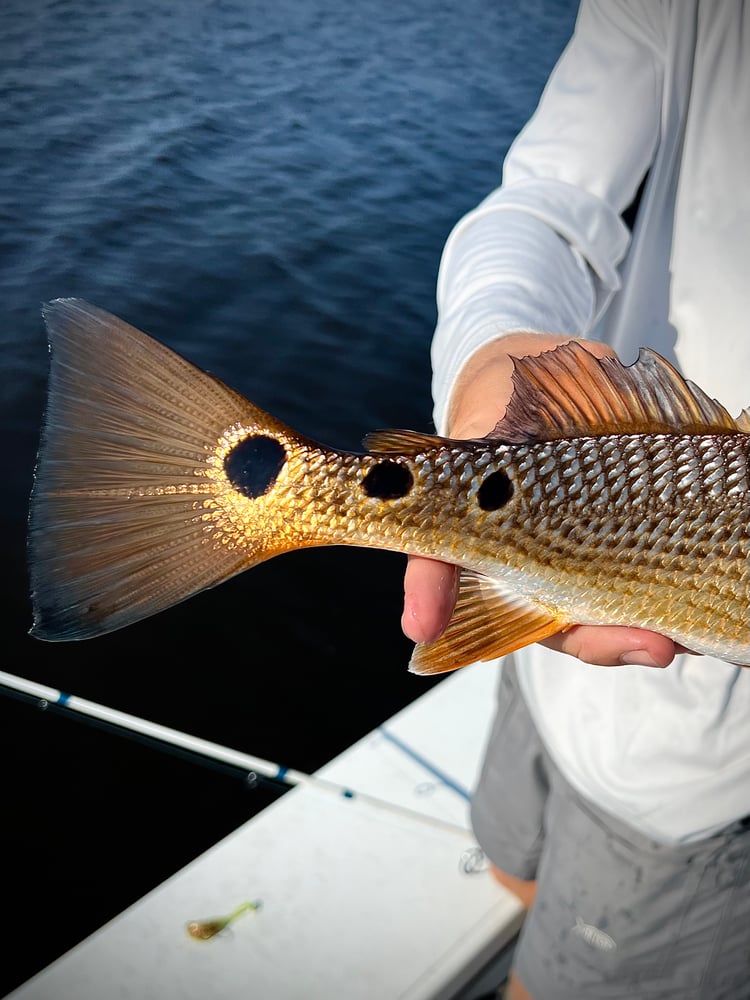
[432,0,750,843]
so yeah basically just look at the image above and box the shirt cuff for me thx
[431,207,605,433]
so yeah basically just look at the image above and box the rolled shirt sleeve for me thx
[430,0,665,433]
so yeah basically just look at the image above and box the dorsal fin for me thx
[489,342,743,443]
[363,429,448,454]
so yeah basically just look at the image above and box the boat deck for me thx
[9,661,523,1000]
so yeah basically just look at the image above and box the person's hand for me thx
[401,333,680,669]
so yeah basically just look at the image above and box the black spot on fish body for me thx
[224,435,287,498]
[362,461,413,500]
[477,470,513,511]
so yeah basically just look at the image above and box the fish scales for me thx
[27,300,750,671]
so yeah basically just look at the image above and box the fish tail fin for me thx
[29,299,296,640]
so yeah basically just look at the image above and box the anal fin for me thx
[409,570,566,675]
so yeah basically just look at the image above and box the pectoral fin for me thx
[408,570,566,675]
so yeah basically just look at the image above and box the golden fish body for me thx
[28,300,750,672]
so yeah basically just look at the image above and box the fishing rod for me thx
[0,669,473,838]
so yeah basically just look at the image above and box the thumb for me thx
[402,556,459,643]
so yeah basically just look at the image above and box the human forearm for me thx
[431,209,602,434]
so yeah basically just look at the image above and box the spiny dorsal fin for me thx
[489,342,742,443]
[408,570,565,675]
[364,429,448,454]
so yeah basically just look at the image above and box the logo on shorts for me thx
[571,916,617,952]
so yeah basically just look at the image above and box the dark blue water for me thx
[0,0,578,992]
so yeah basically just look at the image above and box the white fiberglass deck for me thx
[9,660,523,1000]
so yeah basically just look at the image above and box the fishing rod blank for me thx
[0,669,471,838]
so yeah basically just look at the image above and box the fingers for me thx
[543,625,677,668]
[401,555,459,643]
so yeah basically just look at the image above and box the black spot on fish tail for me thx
[224,435,287,498]
[477,470,513,511]
[362,460,413,499]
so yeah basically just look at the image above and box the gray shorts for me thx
[470,659,750,1000]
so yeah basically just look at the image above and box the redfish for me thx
[28,299,750,672]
